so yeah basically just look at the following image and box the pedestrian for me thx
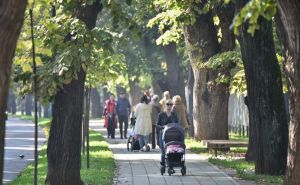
[134,95,152,151]
[157,99,178,166]
[116,91,131,139]
[159,91,171,111]
[103,94,118,139]
[150,95,161,146]
[172,95,189,133]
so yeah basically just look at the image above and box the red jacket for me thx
[103,99,118,128]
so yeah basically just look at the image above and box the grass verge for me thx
[8,115,115,185]
[185,133,283,185]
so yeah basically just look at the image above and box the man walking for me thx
[116,92,131,139]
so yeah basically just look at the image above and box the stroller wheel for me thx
[127,138,131,151]
[181,166,186,176]
[146,145,150,152]
[160,166,165,175]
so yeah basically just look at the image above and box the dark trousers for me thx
[118,115,128,138]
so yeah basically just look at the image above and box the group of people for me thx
[103,90,190,155]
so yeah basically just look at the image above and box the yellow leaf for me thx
[22,63,33,73]
[36,57,43,66]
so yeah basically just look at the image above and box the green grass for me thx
[209,158,283,185]
[7,114,115,185]
[185,134,283,184]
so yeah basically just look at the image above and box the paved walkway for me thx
[3,118,46,184]
[90,119,239,185]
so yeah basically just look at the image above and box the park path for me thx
[2,118,46,184]
[90,119,240,185]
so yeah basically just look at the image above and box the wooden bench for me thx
[202,140,248,157]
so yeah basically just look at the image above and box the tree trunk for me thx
[184,2,232,140]
[46,69,86,185]
[277,0,300,183]
[129,78,142,106]
[151,79,163,97]
[46,1,101,184]
[163,43,186,105]
[236,0,288,175]
[25,95,33,116]
[90,88,101,118]
[187,64,194,137]
[0,0,28,183]
[43,104,50,118]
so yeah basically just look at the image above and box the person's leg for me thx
[159,131,165,166]
[124,116,128,139]
[139,135,145,150]
[118,115,124,139]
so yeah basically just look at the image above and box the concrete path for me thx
[90,119,239,185]
[3,118,46,184]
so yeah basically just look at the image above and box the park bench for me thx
[202,140,248,157]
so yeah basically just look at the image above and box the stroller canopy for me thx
[162,123,185,143]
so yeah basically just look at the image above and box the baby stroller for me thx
[159,123,186,176]
[127,117,141,151]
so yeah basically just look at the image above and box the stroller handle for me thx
[153,124,165,130]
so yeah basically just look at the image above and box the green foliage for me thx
[232,0,277,36]
[201,51,240,70]
[13,1,125,102]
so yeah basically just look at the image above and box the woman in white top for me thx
[134,95,152,151]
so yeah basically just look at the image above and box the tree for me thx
[90,88,102,118]
[0,0,28,182]
[276,0,300,183]
[147,1,238,140]
[235,0,288,175]
[46,1,102,184]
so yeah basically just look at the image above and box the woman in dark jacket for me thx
[157,99,178,166]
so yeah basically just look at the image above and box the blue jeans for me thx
[139,134,149,149]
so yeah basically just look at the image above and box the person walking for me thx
[172,95,189,132]
[103,94,118,139]
[150,95,161,147]
[157,99,178,166]
[159,91,171,111]
[134,95,152,151]
[116,92,131,139]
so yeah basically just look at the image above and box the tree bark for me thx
[0,0,28,183]
[90,88,101,118]
[187,64,194,137]
[25,95,33,116]
[163,43,186,105]
[184,2,233,140]
[277,0,300,183]
[43,104,50,118]
[129,78,142,106]
[46,1,101,185]
[236,0,288,175]
[46,69,86,185]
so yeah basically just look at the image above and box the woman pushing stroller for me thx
[156,99,187,176]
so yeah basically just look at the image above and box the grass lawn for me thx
[185,133,283,185]
[7,115,115,185]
